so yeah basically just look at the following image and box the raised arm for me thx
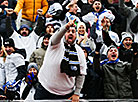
[93,42,104,77]
[5,8,14,37]
[34,9,45,36]
[51,19,76,45]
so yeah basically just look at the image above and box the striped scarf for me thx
[60,43,80,77]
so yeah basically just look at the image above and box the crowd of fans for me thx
[0,0,138,101]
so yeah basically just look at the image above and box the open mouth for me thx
[111,54,116,59]
[6,50,12,55]
[79,31,84,34]
[44,41,49,45]
[96,6,100,10]
[68,36,73,39]
[126,43,131,47]
[22,32,27,36]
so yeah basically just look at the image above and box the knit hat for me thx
[106,45,118,55]
[121,32,133,42]
[77,22,86,32]
[0,0,4,4]
[18,24,30,33]
[4,38,15,48]
[27,63,39,72]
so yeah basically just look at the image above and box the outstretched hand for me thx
[68,94,79,102]
[66,19,76,30]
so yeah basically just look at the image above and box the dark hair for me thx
[43,34,52,40]
[92,0,105,13]
[45,24,55,33]
[93,0,101,4]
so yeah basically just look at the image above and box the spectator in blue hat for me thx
[20,62,39,100]
[5,8,44,63]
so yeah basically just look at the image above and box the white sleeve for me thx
[82,13,95,25]
[14,54,25,67]
[0,65,5,89]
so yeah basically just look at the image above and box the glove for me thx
[95,42,103,52]
[26,72,38,86]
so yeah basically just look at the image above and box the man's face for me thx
[65,27,76,45]
[28,68,38,76]
[107,47,118,61]
[43,37,49,47]
[1,0,8,6]
[72,4,78,14]
[78,25,85,35]
[20,28,29,36]
[123,37,132,49]
[5,46,15,55]
[46,25,54,35]
[88,0,93,4]
[93,1,102,12]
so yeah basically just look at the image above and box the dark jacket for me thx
[93,53,134,98]
[77,0,92,16]
[130,13,138,33]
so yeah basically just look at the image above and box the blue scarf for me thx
[100,58,119,66]
[92,10,106,30]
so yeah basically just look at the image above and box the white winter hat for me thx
[121,32,133,42]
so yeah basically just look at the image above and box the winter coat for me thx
[29,47,46,70]
[93,55,133,98]
[119,0,138,33]
[14,0,48,22]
